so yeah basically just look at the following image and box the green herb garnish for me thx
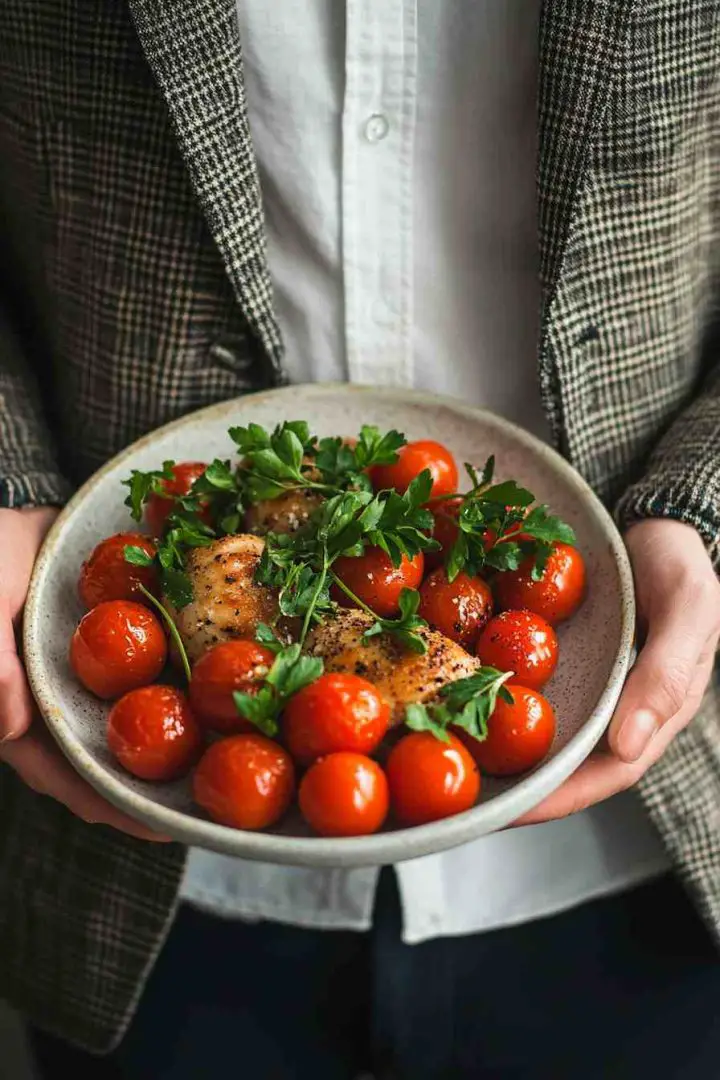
[233,642,324,737]
[256,474,439,650]
[438,456,576,583]
[405,668,515,743]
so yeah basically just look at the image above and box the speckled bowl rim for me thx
[24,383,636,866]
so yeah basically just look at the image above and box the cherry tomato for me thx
[298,752,389,837]
[386,731,480,826]
[493,542,586,626]
[475,610,558,690]
[460,685,555,776]
[189,639,276,734]
[79,532,158,610]
[107,685,202,781]
[417,568,493,650]
[425,497,462,571]
[70,600,167,699]
[145,461,210,537]
[332,547,424,619]
[369,440,458,500]
[193,734,295,830]
[284,673,391,766]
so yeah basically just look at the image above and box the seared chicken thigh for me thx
[169,534,280,663]
[244,489,323,536]
[306,609,479,725]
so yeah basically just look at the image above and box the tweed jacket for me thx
[1,0,719,1054]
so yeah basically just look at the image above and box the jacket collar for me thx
[538,0,636,307]
[127,0,283,376]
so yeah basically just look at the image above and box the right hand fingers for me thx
[0,725,171,842]
[0,597,35,740]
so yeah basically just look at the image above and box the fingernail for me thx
[617,710,659,762]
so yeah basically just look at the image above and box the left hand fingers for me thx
[514,648,716,826]
[608,577,719,764]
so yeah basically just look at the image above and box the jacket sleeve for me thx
[0,307,71,509]
[0,151,71,510]
[615,364,720,572]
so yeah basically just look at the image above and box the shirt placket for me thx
[342,0,417,386]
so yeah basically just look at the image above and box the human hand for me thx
[0,507,168,841]
[516,520,720,825]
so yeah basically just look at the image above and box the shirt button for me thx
[363,113,390,143]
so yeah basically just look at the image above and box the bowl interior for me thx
[24,385,633,865]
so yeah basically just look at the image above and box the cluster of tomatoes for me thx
[68,438,586,838]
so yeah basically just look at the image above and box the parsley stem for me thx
[137,584,192,684]
[328,571,380,622]
[298,557,330,646]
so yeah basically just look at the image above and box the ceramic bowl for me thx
[24,384,635,866]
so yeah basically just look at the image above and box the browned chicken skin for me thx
[305,609,480,725]
[168,534,282,663]
[244,489,324,536]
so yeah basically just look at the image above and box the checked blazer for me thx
[1,0,720,1053]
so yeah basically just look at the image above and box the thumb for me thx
[609,583,716,763]
[0,598,35,742]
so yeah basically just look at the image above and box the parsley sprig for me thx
[331,580,429,655]
[440,458,576,583]
[125,511,215,610]
[231,420,408,503]
[405,667,514,743]
[256,471,439,650]
[233,629,324,737]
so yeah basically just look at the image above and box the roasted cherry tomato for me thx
[493,542,586,626]
[70,600,167,699]
[332,547,424,619]
[193,734,295,830]
[475,610,558,690]
[107,685,202,781]
[386,731,480,826]
[299,752,389,837]
[425,497,462,571]
[460,685,555,776]
[417,568,493,650]
[284,673,391,765]
[369,440,458,500]
[78,532,158,610]
[145,461,210,537]
[189,639,276,734]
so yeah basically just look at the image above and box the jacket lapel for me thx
[537,0,636,305]
[127,0,283,378]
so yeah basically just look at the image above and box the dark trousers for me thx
[31,870,720,1080]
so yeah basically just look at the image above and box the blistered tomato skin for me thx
[193,735,295,830]
[298,752,389,837]
[332,547,424,618]
[70,600,167,699]
[476,610,559,690]
[460,685,556,777]
[494,542,586,626]
[189,639,276,734]
[369,440,459,500]
[79,532,158,609]
[145,461,210,537]
[417,568,493,650]
[107,685,202,781]
[284,673,391,765]
[386,731,480,826]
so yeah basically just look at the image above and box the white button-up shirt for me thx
[180,0,670,940]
